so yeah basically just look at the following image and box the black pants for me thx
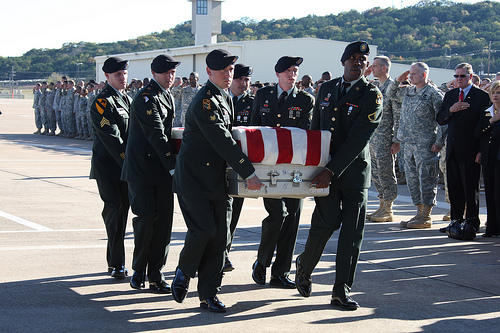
[128,178,173,282]
[96,179,129,269]
[258,197,303,277]
[177,195,228,300]
[446,150,481,220]
[483,164,500,235]
[299,188,367,298]
[226,197,244,255]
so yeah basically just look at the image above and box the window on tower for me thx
[197,0,208,15]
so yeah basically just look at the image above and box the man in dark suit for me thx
[224,63,254,272]
[171,49,264,313]
[250,56,314,289]
[121,55,180,293]
[89,57,131,279]
[295,41,382,310]
[437,63,490,224]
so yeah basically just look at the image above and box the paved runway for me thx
[1,99,499,332]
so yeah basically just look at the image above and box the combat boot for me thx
[371,200,394,222]
[407,205,433,229]
[33,129,41,135]
[367,198,383,220]
[400,204,423,228]
[442,211,451,221]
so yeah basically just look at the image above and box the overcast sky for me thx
[0,0,487,57]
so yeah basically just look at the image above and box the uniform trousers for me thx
[404,142,439,206]
[226,197,244,255]
[446,149,481,220]
[258,197,303,277]
[34,107,42,129]
[299,188,367,298]
[370,138,397,201]
[483,164,500,235]
[128,178,173,282]
[177,195,228,300]
[96,179,129,268]
[55,109,62,132]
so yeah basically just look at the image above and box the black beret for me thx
[102,57,129,73]
[234,64,253,79]
[275,56,303,73]
[206,49,238,70]
[341,41,370,63]
[151,54,180,73]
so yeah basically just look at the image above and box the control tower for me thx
[188,0,225,46]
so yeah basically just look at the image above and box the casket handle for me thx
[268,171,280,187]
[292,171,303,187]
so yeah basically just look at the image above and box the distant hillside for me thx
[1,0,499,81]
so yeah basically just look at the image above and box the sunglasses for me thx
[454,74,468,78]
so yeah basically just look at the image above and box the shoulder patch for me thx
[142,94,150,103]
[368,112,376,122]
[375,93,382,105]
[95,99,107,114]
[203,99,212,110]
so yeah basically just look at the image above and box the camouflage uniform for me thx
[65,87,76,135]
[369,77,401,202]
[59,89,67,134]
[78,94,89,137]
[33,88,42,131]
[171,85,183,127]
[38,87,48,132]
[53,87,62,134]
[86,90,96,137]
[44,88,56,134]
[389,81,445,208]
[179,85,201,126]
[74,93,82,137]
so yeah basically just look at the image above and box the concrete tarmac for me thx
[1,99,499,332]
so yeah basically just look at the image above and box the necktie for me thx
[339,82,351,99]
[233,96,238,105]
[278,91,287,108]
[459,89,464,102]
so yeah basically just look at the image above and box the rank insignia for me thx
[368,112,376,121]
[147,110,153,115]
[203,99,212,110]
[96,99,107,114]
[100,117,110,128]
[239,158,245,164]
[210,115,216,121]
[376,93,382,105]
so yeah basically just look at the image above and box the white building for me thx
[94,0,455,86]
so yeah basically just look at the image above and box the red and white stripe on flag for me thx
[232,126,331,167]
[171,127,184,154]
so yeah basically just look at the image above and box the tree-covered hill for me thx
[1,0,499,81]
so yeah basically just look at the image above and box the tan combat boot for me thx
[366,198,383,221]
[400,204,423,227]
[407,205,433,229]
[442,211,451,221]
[371,200,394,222]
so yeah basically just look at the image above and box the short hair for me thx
[411,62,429,76]
[472,74,480,85]
[455,62,473,75]
[189,72,199,78]
[67,80,75,85]
[482,78,492,83]
[489,80,500,99]
[374,55,391,71]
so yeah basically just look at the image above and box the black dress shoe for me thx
[439,226,447,233]
[149,280,172,293]
[130,271,146,289]
[111,265,128,279]
[252,260,266,285]
[223,258,234,272]
[200,296,227,313]
[172,267,190,303]
[295,256,311,297]
[269,275,296,288]
[331,295,360,310]
[482,233,493,238]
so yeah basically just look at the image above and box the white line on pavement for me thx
[0,210,52,231]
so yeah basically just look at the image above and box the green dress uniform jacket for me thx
[122,79,176,184]
[173,80,255,200]
[90,83,130,181]
[233,92,254,126]
[251,85,313,129]
[313,77,382,189]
